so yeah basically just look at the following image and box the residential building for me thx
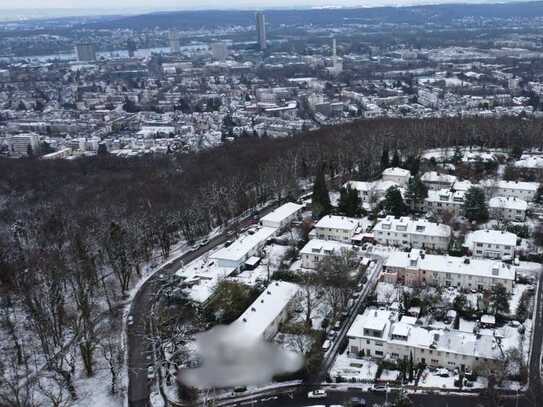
[260,202,303,230]
[489,196,528,221]
[424,188,465,215]
[421,171,457,191]
[348,308,511,372]
[211,226,277,270]
[231,281,300,340]
[482,180,539,202]
[300,239,353,269]
[382,249,515,292]
[312,215,360,243]
[7,133,40,156]
[382,167,411,186]
[345,180,401,210]
[464,229,518,260]
[373,216,451,251]
[347,308,394,358]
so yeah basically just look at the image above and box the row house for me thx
[373,216,451,251]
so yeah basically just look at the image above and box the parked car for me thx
[370,384,387,393]
[307,390,327,399]
[437,368,450,377]
[127,315,134,327]
[321,339,331,351]
[147,366,155,380]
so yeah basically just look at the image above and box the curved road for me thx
[127,204,280,407]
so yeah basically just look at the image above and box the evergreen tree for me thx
[452,146,463,164]
[97,143,109,156]
[338,185,363,217]
[380,147,390,170]
[391,150,401,167]
[463,187,488,223]
[405,176,428,212]
[491,284,510,315]
[383,186,407,217]
[311,166,331,218]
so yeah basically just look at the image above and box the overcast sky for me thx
[0,0,485,10]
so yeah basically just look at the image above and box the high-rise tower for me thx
[256,12,267,51]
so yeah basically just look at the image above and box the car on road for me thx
[224,240,233,247]
[321,339,331,351]
[199,239,209,247]
[370,384,387,392]
[127,315,134,327]
[147,366,155,380]
[350,397,366,406]
[307,390,327,399]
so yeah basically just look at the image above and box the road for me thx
[239,388,526,407]
[127,203,280,407]
[524,268,543,406]
[320,255,384,379]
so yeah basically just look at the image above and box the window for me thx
[375,350,383,356]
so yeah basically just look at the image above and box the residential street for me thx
[127,204,279,407]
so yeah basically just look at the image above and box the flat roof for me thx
[315,215,360,231]
[260,202,303,224]
[231,281,300,339]
[464,229,518,246]
[211,226,277,262]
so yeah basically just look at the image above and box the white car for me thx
[147,366,155,380]
[127,315,134,327]
[307,390,327,399]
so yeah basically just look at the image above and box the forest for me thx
[0,116,542,404]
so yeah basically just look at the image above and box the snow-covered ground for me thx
[330,352,378,382]
[418,368,487,389]
[509,283,531,315]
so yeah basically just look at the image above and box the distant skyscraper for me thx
[127,39,137,58]
[210,42,228,61]
[169,31,180,54]
[75,43,97,62]
[256,12,267,51]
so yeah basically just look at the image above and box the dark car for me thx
[350,396,366,407]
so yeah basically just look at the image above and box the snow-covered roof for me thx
[231,281,300,339]
[347,308,395,339]
[383,167,411,177]
[426,188,465,204]
[482,179,539,192]
[315,215,360,231]
[464,229,518,247]
[489,196,528,211]
[385,249,516,281]
[299,239,352,256]
[391,322,411,337]
[481,314,496,325]
[345,180,400,194]
[211,226,277,263]
[260,202,303,224]
[373,216,451,238]
[451,180,473,192]
[421,171,457,184]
